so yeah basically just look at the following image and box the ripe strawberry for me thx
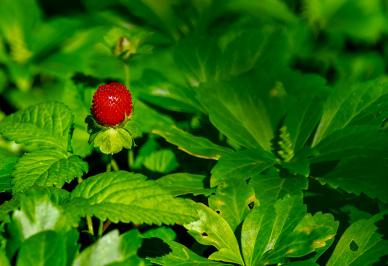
[91,82,133,126]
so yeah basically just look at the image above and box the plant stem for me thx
[124,63,130,88]
[98,220,104,237]
[106,155,119,172]
[86,216,94,236]
[128,149,134,169]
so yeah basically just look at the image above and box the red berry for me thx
[91,82,133,126]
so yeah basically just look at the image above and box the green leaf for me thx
[74,230,143,266]
[9,191,73,241]
[16,230,78,266]
[185,203,244,265]
[6,189,77,259]
[143,149,178,173]
[327,214,388,266]
[135,70,205,113]
[211,149,276,186]
[0,102,74,151]
[319,156,388,203]
[142,227,176,241]
[311,126,388,162]
[226,0,297,23]
[0,149,18,192]
[0,250,10,266]
[153,126,231,160]
[150,240,230,266]
[12,149,88,192]
[70,171,197,225]
[241,195,338,265]
[249,174,308,206]
[156,173,213,196]
[209,178,256,231]
[285,96,324,151]
[198,79,273,150]
[313,80,388,145]
[132,100,174,133]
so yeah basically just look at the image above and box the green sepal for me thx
[85,115,134,155]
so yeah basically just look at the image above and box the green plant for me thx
[0,0,387,265]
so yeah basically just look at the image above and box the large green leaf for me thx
[70,171,197,225]
[185,203,244,265]
[150,240,230,266]
[313,80,388,145]
[241,195,338,266]
[311,126,388,162]
[0,250,10,266]
[0,0,41,65]
[198,79,273,150]
[74,230,143,266]
[0,102,74,151]
[135,70,205,113]
[0,149,18,192]
[143,149,179,173]
[12,149,88,192]
[327,214,388,265]
[209,178,256,231]
[319,156,388,203]
[16,230,77,266]
[211,149,276,186]
[6,190,76,259]
[249,174,308,206]
[284,96,324,151]
[156,173,213,196]
[132,100,174,133]
[153,126,231,160]
[225,0,297,22]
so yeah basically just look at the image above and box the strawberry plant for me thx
[0,0,387,265]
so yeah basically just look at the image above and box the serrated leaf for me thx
[211,149,276,186]
[74,230,143,266]
[241,195,338,266]
[153,126,231,160]
[327,214,388,266]
[156,173,213,196]
[149,240,230,266]
[0,102,73,151]
[0,149,18,192]
[209,178,256,231]
[70,171,197,225]
[313,80,388,145]
[143,149,178,173]
[319,156,388,203]
[185,203,244,265]
[12,149,88,192]
[16,230,78,266]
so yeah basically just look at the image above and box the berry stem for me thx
[124,63,130,88]
[106,155,120,172]
[128,149,134,169]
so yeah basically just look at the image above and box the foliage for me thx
[0,0,387,265]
